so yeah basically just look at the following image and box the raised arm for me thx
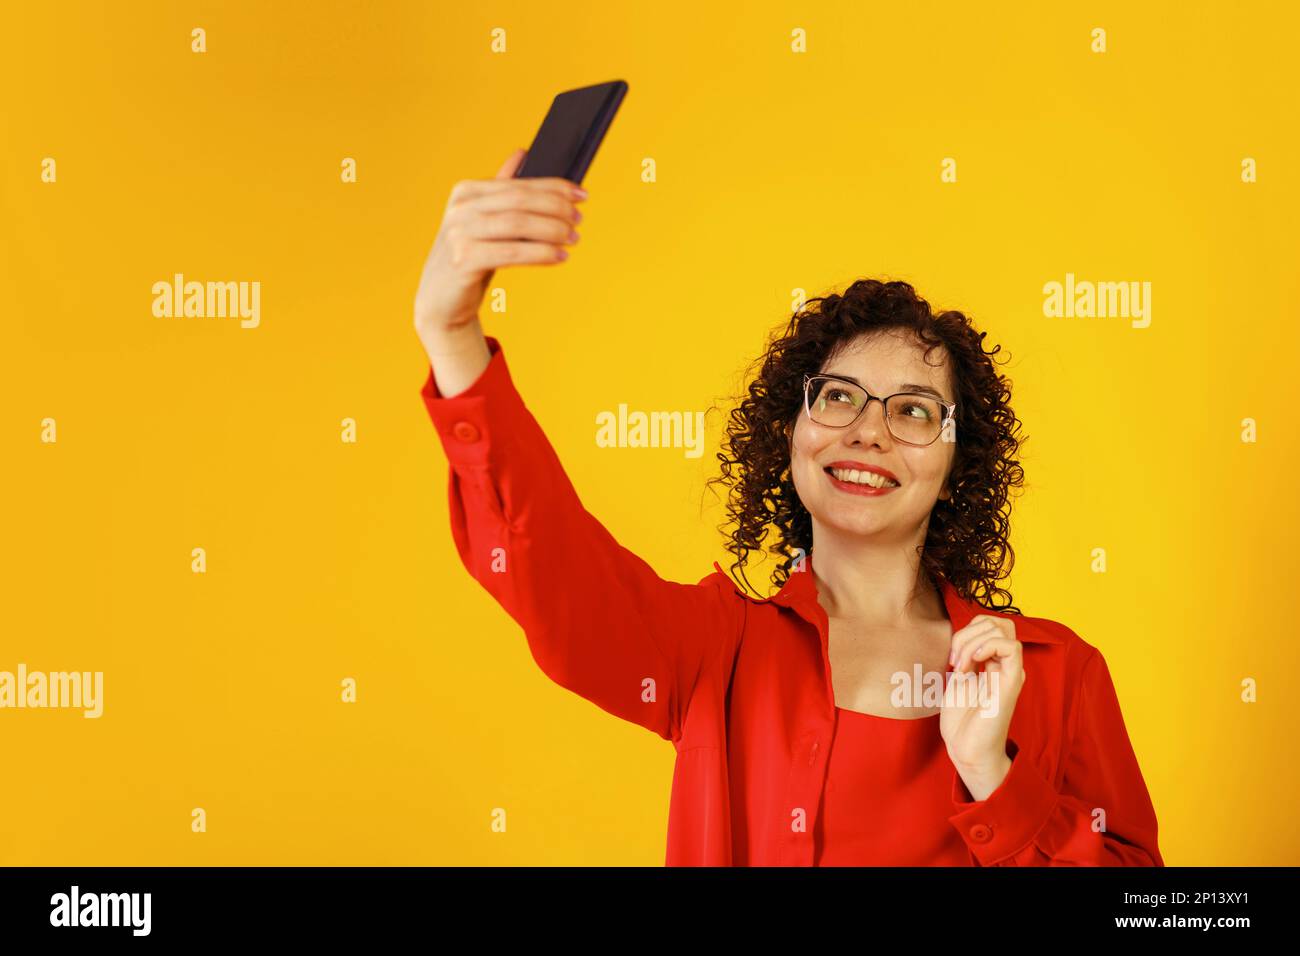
[413,150,739,744]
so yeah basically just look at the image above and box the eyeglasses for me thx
[802,373,957,446]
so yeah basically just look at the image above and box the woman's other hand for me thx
[941,615,1025,799]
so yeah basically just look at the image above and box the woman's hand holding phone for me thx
[413,147,587,397]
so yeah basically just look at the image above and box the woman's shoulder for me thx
[697,562,772,601]
[1004,606,1107,675]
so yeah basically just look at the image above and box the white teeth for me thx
[829,467,899,488]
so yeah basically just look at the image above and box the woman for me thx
[411,148,1164,867]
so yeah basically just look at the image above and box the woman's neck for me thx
[810,544,945,628]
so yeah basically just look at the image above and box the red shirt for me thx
[815,708,972,865]
[419,335,1165,867]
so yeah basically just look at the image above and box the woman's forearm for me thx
[418,318,492,399]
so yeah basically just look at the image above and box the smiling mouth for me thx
[824,465,901,489]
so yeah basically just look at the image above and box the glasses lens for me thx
[807,378,865,427]
[885,394,944,444]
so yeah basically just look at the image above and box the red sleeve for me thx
[946,649,1164,866]
[419,335,739,744]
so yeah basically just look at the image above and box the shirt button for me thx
[451,421,481,443]
[969,823,993,843]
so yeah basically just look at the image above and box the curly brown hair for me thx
[703,277,1028,614]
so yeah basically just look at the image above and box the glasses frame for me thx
[802,373,958,447]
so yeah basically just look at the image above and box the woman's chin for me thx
[819,512,892,538]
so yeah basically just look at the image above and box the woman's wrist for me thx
[418,318,491,399]
[956,754,1013,802]
[418,315,482,354]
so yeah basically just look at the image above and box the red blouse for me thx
[419,335,1165,866]
[815,708,973,866]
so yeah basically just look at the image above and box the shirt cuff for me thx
[419,335,513,469]
[947,737,1060,865]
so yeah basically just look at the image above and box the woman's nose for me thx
[847,398,892,445]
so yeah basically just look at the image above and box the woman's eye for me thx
[826,388,853,403]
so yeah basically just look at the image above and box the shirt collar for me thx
[715,551,1061,644]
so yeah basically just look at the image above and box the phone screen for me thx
[514,80,628,185]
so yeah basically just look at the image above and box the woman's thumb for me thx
[495,147,527,180]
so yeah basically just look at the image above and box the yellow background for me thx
[2,0,1297,865]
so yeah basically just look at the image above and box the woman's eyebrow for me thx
[899,383,948,400]
[826,372,948,401]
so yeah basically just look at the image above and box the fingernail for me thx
[572,186,589,199]
[573,209,583,224]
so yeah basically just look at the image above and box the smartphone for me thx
[514,80,628,185]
